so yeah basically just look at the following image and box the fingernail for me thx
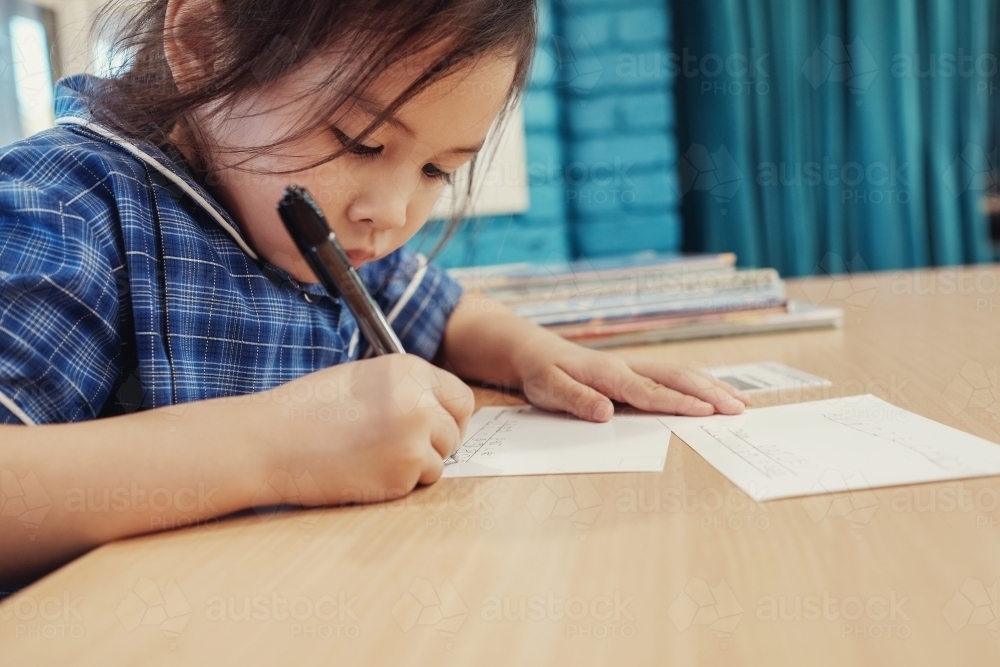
[591,402,613,421]
[721,398,745,414]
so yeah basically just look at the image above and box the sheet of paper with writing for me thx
[441,406,672,478]
[662,394,1000,501]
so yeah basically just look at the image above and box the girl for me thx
[0,0,747,585]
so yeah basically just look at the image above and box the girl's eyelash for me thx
[332,127,382,158]
[422,163,453,184]
[333,126,451,183]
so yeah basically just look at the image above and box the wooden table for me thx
[3,266,1000,665]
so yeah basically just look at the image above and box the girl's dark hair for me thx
[90,0,537,256]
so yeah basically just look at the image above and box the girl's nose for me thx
[347,174,410,231]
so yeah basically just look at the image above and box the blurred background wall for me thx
[2,0,999,275]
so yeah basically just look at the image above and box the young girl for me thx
[0,0,747,585]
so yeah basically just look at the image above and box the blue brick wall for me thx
[558,0,679,258]
[412,0,680,268]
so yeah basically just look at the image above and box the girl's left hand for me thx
[513,339,750,422]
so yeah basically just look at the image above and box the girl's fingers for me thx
[418,443,446,486]
[598,363,716,416]
[627,361,748,414]
[428,407,462,460]
[523,365,614,422]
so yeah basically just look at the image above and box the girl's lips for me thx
[345,250,375,268]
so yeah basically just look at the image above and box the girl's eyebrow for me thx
[353,96,485,157]
[354,96,414,136]
[444,143,485,157]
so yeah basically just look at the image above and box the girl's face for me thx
[191,54,516,280]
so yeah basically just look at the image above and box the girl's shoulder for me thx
[0,123,150,206]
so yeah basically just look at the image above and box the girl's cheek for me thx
[291,161,355,208]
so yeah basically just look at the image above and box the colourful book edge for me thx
[563,301,844,349]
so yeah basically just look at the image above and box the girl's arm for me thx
[0,354,473,587]
[439,294,750,421]
[1,397,272,586]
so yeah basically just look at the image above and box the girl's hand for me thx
[513,337,750,422]
[260,354,474,504]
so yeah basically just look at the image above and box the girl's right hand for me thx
[255,354,475,506]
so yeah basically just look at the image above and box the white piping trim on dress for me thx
[55,116,260,261]
[57,116,432,359]
[0,387,36,425]
[386,253,429,325]
[361,254,430,358]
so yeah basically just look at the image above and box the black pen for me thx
[277,186,405,356]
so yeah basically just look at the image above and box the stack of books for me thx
[447,252,843,348]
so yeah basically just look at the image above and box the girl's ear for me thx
[163,0,222,92]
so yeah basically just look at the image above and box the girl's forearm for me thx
[0,397,274,586]
[439,294,570,386]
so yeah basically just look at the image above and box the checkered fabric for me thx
[0,75,462,425]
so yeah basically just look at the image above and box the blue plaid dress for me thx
[0,75,462,425]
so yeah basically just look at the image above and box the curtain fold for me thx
[672,0,996,276]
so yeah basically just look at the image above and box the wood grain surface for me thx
[2,266,999,665]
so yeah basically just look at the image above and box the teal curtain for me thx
[672,0,997,276]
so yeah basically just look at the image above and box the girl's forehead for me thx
[356,53,516,110]
[325,54,516,135]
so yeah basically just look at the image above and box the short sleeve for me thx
[359,246,463,361]
[0,182,122,424]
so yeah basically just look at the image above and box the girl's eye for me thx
[422,163,453,184]
[332,127,382,158]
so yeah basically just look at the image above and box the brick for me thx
[552,36,605,95]
[437,0,680,268]
[523,89,560,132]
[525,134,564,186]
[563,0,662,8]
[561,49,669,95]
[615,8,667,45]
[563,10,614,51]
[620,170,677,208]
[467,216,570,266]
[571,135,672,171]
[528,43,558,88]
[618,92,670,131]
[564,95,617,135]
[527,183,567,219]
[575,214,681,257]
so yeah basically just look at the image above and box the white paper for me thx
[707,362,831,394]
[442,406,672,478]
[662,394,1000,501]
